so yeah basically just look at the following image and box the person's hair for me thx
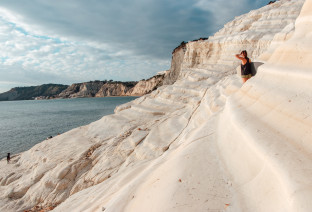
[241,50,247,57]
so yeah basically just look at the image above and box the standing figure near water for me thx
[7,153,10,164]
[236,50,252,83]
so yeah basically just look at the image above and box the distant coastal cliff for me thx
[0,84,69,101]
[0,73,166,101]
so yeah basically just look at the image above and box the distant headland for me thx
[0,72,166,101]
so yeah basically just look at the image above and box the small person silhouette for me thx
[236,50,252,83]
[7,153,10,164]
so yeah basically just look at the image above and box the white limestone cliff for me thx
[0,0,310,211]
[218,0,312,210]
[128,74,165,96]
[164,0,303,86]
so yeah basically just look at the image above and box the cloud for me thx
[0,0,267,92]
[0,10,170,92]
[194,0,267,31]
[0,0,217,59]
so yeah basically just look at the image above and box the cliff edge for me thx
[0,84,69,101]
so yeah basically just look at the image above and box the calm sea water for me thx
[0,97,137,159]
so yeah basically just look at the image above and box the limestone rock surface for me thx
[129,74,165,96]
[164,0,303,85]
[0,0,310,212]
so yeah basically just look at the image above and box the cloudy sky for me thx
[0,0,267,92]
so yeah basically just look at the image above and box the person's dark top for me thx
[241,57,251,76]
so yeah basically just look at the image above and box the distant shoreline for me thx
[0,96,138,160]
[0,74,165,101]
[0,95,141,103]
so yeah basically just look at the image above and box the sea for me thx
[0,97,137,160]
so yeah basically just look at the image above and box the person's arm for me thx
[235,54,244,61]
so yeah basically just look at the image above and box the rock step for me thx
[183,68,232,82]
[157,90,201,105]
[201,76,239,114]
[168,85,205,97]
[260,64,312,84]
[185,73,211,82]
[218,95,312,211]
[130,104,167,116]
[239,73,312,138]
[140,97,185,112]
[150,92,187,107]
[184,68,218,75]
[160,85,203,98]
[182,71,217,82]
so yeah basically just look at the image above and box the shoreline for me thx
[0,95,142,102]
[0,96,138,160]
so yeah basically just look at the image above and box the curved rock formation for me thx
[0,0,309,211]
[218,0,312,210]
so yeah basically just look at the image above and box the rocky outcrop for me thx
[58,81,105,98]
[58,75,166,98]
[57,81,135,98]
[268,1,276,5]
[95,83,133,97]
[163,42,187,85]
[0,74,167,101]
[0,84,69,101]
[129,74,165,96]
[164,0,303,85]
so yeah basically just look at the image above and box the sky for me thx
[0,0,267,93]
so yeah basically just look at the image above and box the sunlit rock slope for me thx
[0,0,309,211]
[218,0,312,210]
[164,0,303,85]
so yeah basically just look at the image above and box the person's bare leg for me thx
[242,78,248,83]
